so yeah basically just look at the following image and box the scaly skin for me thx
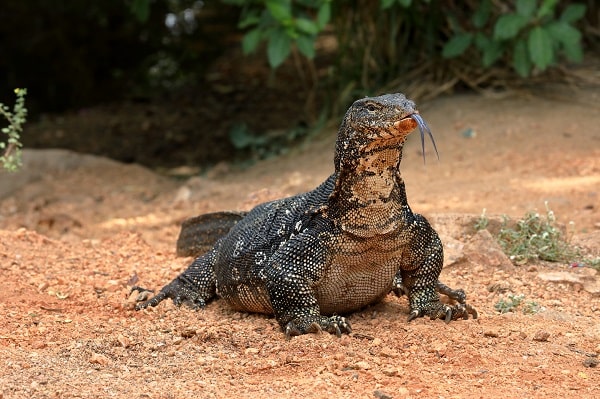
[133,93,477,337]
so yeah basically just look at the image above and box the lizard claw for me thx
[284,315,351,338]
[408,302,477,323]
[407,309,421,322]
[132,277,207,311]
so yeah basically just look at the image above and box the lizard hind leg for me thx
[133,251,217,311]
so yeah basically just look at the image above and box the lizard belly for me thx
[314,245,401,315]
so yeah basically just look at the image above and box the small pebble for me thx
[484,330,499,338]
[89,353,110,366]
[533,330,550,342]
[583,357,598,368]
[354,361,371,370]
[374,390,392,399]
[30,340,47,349]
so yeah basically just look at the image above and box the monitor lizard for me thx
[132,93,477,337]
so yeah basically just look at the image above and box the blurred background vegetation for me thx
[1,0,598,170]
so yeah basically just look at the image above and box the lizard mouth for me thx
[404,113,439,163]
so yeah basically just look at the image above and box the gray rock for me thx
[461,229,514,270]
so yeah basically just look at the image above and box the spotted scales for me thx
[133,93,477,337]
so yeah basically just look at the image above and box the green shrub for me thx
[1,88,27,171]
[442,0,586,77]
[495,294,540,314]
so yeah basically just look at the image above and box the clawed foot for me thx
[393,277,467,304]
[408,302,478,323]
[131,277,207,310]
[284,315,352,339]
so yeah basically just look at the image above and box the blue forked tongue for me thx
[410,113,439,163]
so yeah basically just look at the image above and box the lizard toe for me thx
[407,309,421,322]
[284,315,351,338]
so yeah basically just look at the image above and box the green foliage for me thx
[495,294,540,314]
[228,0,586,77]
[476,205,600,270]
[443,0,586,77]
[225,0,332,68]
[228,121,314,162]
[0,88,27,171]
[497,204,574,264]
[128,0,152,22]
[474,208,489,231]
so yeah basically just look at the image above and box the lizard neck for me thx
[328,144,410,237]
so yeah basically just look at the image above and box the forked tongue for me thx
[410,113,439,163]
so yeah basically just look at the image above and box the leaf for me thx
[472,0,491,29]
[513,38,531,77]
[474,32,490,51]
[296,35,316,59]
[317,2,331,28]
[266,0,292,22]
[238,11,260,29]
[537,0,559,19]
[398,0,412,7]
[528,26,554,70]
[242,28,262,55]
[481,41,504,67]
[494,14,528,40]
[442,33,473,58]
[547,21,581,46]
[560,4,587,23]
[516,0,536,18]
[295,17,319,35]
[547,22,584,62]
[267,31,291,68]
[129,0,150,22]
[381,0,396,9]
[563,44,583,63]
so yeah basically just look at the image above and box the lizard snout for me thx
[393,115,419,133]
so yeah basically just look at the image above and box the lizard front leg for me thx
[400,234,477,322]
[393,275,468,304]
[262,233,352,338]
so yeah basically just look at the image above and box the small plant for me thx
[495,294,540,314]
[497,203,576,265]
[474,208,489,231]
[1,88,28,171]
[522,300,540,315]
[494,293,524,313]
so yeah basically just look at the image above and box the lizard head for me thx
[334,93,438,170]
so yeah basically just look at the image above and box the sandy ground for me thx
[1,89,599,398]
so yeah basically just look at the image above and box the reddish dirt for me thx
[1,89,599,398]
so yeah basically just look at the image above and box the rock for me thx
[572,230,600,257]
[374,390,392,399]
[484,330,499,338]
[442,237,465,267]
[353,361,371,370]
[537,269,600,296]
[533,330,550,342]
[462,229,514,270]
[89,353,110,366]
[583,357,598,368]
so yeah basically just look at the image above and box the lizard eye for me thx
[366,104,377,112]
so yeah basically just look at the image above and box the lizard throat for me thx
[330,146,408,237]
